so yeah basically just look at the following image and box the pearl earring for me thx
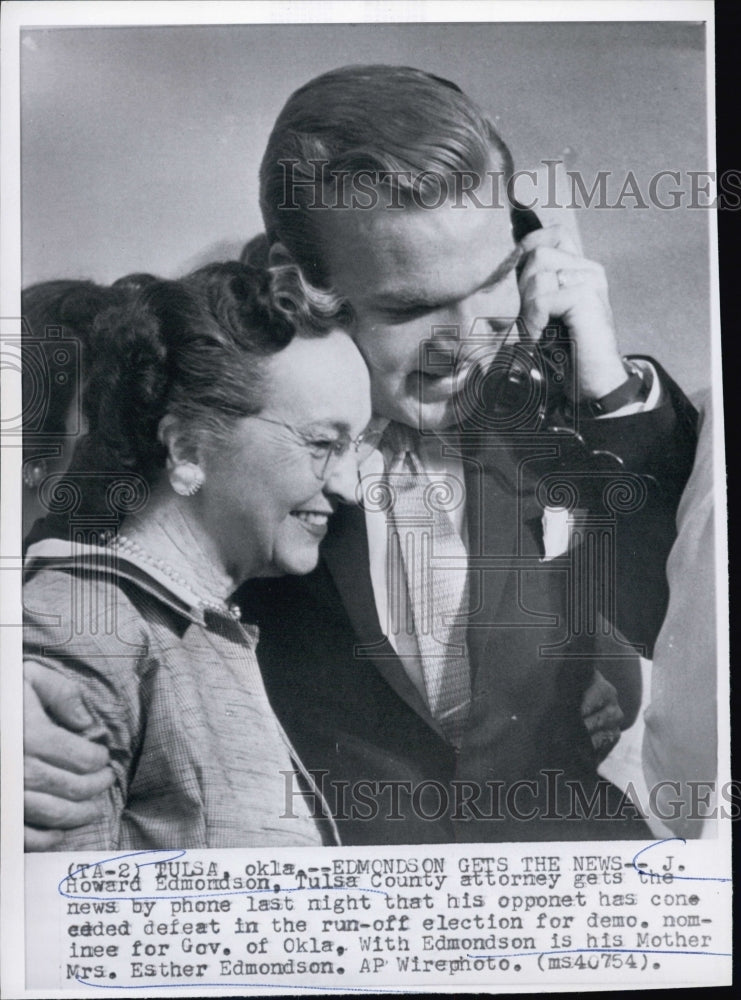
[170,464,204,497]
[23,459,48,490]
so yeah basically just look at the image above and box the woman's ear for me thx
[157,414,205,497]
[267,241,295,268]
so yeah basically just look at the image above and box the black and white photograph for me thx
[0,1,731,995]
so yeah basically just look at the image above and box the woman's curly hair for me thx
[63,260,347,517]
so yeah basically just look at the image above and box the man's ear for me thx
[267,241,295,268]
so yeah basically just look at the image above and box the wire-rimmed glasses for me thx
[251,415,385,480]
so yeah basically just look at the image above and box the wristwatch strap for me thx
[583,362,651,417]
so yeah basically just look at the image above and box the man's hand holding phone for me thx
[516,223,630,402]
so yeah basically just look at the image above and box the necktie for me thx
[383,427,471,746]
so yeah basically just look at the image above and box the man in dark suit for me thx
[246,65,696,843]
[25,65,696,847]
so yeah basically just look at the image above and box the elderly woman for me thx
[23,261,373,850]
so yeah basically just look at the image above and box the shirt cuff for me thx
[594,358,662,419]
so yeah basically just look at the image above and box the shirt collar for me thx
[24,537,252,636]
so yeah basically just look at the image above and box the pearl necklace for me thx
[108,534,241,620]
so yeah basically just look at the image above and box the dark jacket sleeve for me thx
[575,357,699,655]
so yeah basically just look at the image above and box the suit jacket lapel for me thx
[320,440,542,738]
[465,438,572,706]
[321,500,445,735]
[462,445,521,681]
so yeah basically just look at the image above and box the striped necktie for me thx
[382,425,471,746]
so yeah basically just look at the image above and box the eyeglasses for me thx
[251,415,385,481]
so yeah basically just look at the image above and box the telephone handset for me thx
[480,204,573,431]
[477,204,634,479]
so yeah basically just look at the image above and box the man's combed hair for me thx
[260,64,514,285]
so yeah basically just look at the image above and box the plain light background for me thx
[20,21,711,393]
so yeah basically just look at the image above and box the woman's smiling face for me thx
[198,329,372,582]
